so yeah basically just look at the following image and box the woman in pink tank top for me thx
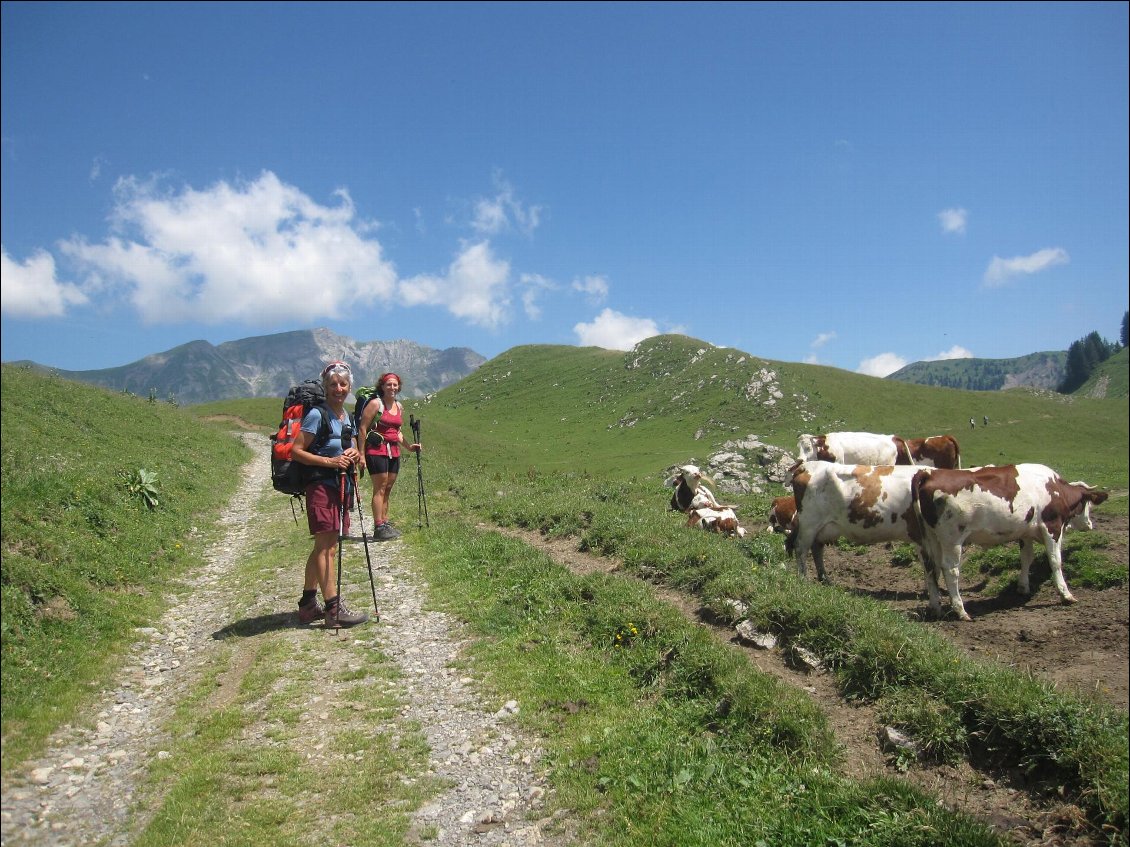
[358,372,421,540]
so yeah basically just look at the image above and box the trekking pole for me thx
[410,415,429,528]
[336,469,346,612]
[350,465,380,620]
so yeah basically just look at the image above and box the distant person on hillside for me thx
[291,360,368,628]
[358,372,421,541]
[969,417,975,429]
[983,415,989,426]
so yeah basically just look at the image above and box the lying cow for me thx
[912,464,1108,621]
[790,461,925,580]
[666,464,746,538]
[797,432,961,468]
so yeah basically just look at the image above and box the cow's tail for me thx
[953,436,962,470]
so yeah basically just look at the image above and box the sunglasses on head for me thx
[322,361,351,378]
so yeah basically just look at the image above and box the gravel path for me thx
[1,433,575,847]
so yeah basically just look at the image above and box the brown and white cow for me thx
[666,465,746,538]
[789,461,925,580]
[767,495,798,552]
[911,464,1108,621]
[900,435,961,469]
[797,432,961,469]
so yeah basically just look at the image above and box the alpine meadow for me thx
[2,334,1127,847]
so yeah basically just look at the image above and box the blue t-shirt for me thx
[301,406,353,457]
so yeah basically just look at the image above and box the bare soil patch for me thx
[495,510,1129,847]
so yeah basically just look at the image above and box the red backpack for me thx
[270,379,331,495]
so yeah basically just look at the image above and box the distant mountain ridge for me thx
[885,351,1068,392]
[15,328,485,405]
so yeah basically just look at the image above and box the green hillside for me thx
[887,351,1066,391]
[398,335,1127,490]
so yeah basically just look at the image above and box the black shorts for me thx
[366,454,401,476]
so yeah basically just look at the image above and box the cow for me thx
[789,461,925,581]
[665,465,746,538]
[911,464,1109,621]
[797,432,903,466]
[767,495,798,552]
[797,431,961,469]
[902,435,961,469]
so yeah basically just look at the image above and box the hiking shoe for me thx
[325,599,369,629]
[374,522,401,541]
[297,596,324,624]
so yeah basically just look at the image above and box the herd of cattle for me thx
[668,431,1109,621]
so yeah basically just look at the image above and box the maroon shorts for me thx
[305,481,352,536]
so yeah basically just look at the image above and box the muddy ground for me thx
[500,510,1129,847]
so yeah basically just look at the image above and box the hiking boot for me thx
[374,522,401,541]
[325,598,369,629]
[297,595,324,624]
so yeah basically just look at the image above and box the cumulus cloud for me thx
[399,240,511,329]
[938,207,968,235]
[574,308,660,350]
[927,345,974,361]
[58,171,398,325]
[571,274,608,305]
[471,174,542,236]
[1,247,89,318]
[983,247,1069,287]
[857,352,908,378]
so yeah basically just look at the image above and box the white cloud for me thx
[926,345,974,361]
[857,352,908,378]
[59,171,398,325]
[938,207,968,235]
[399,240,511,329]
[574,308,660,350]
[471,174,542,237]
[1,247,89,318]
[571,274,608,305]
[983,247,1069,287]
[518,273,554,320]
[811,331,836,349]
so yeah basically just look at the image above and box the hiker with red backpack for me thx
[356,372,421,541]
[290,361,369,628]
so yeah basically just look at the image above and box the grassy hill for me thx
[374,335,1127,491]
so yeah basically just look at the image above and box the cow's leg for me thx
[936,544,970,621]
[1043,534,1077,604]
[1017,539,1034,595]
[812,543,827,581]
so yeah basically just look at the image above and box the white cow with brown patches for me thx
[797,432,961,469]
[911,464,1108,621]
[789,461,926,580]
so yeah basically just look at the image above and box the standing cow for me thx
[789,461,925,581]
[911,464,1108,621]
[798,432,960,469]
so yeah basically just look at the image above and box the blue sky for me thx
[2,2,1127,377]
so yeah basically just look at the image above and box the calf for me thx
[912,464,1108,621]
[790,461,924,580]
